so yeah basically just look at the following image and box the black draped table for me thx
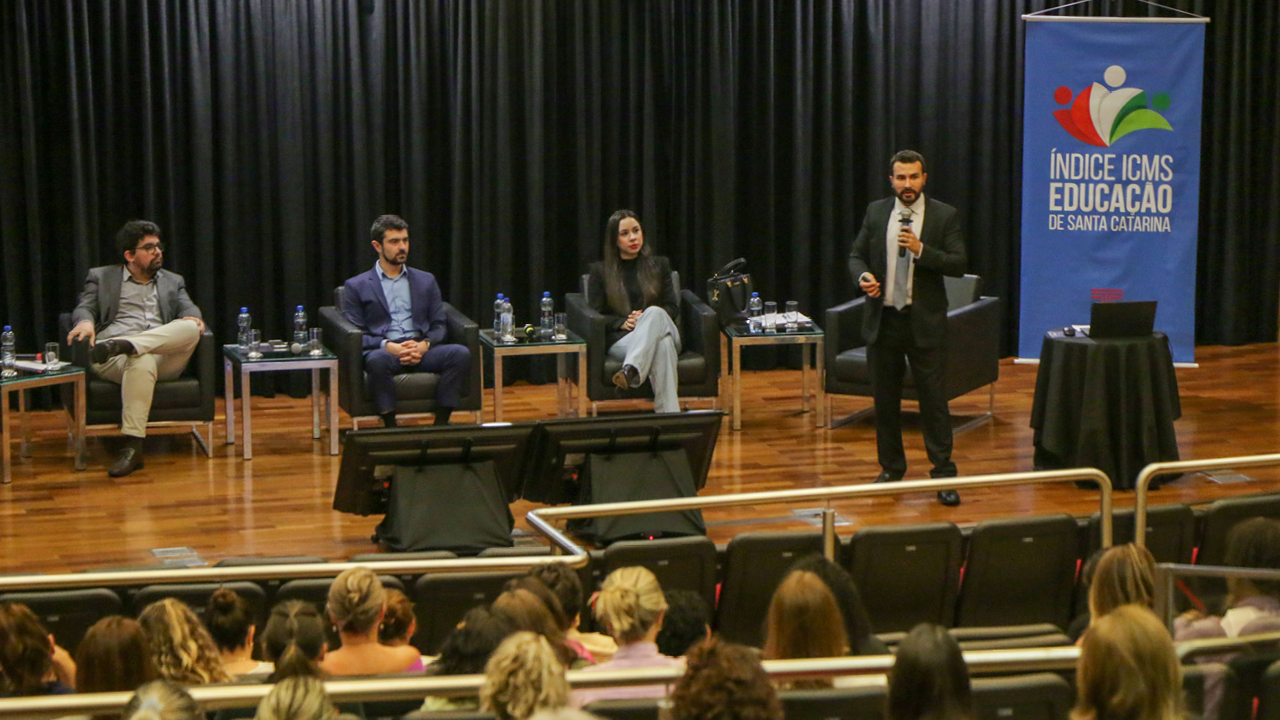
[1030,330,1181,491]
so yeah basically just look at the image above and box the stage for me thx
[3,343,1280,574]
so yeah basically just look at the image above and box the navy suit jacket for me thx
[341,266,448,353]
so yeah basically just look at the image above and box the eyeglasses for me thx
[135,242,165,253]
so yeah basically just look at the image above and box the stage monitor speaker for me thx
[568,448,705,545]
[375,460,514,555]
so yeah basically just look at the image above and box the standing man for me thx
[68,220,205,477]
[341,214,470,427]
[848,150,967,506]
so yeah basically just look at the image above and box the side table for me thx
[479,330,587,422]
[722,323,825,431]
[223,345,339,460]
[2,365,86,484]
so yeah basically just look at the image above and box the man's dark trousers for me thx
[868,306,956,478]
[364,344,470,414]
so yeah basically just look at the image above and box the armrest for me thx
[320,306,367,411]
[566,293,608,390]
[441,302,481,408]
[193,330,216,418]
[825,297,867,370]
[946,296,1002,375]
[680,290,719,372]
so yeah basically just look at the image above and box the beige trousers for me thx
[93,320,201,438]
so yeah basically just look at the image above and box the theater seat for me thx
[0,588,122,651]
[778,686,887,720]
[972,673,1072,720]
[956,515,1079,630]
[412,571,523,654]
[847,522,963,632]
[602,536,718,614]
[715,531,825,647]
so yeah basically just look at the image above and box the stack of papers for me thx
[13,360,71,372]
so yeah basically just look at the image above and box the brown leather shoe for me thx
[108,440,144,477]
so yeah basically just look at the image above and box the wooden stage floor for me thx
[3,343,1280,575]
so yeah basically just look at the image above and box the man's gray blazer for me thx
[71,265,202,333]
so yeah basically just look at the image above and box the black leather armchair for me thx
[319,287,482,429]
[824,274,1000,433]
[566,271,720,413]
[58,314,217,454]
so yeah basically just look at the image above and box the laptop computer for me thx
[1086,300,1157,339]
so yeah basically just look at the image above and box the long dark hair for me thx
[789,554,878,655]
[603,209,661,316]
[887,624,973,720]
[262,600,327,681]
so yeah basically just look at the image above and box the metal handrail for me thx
[0,648,1081,719]
[1177,630,1280,660]
[1134,453,1280,546]
[528,468,1115,561]
[1154,562,1280,629]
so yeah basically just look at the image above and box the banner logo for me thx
[1091,288,1125,302]
[1053,65,1172,147]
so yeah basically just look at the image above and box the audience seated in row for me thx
[482,631,571,720]
[421,606,515,711]
[527,563,618,663]
[206,588,274,679]
[322,567,423,675]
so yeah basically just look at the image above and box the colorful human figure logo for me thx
[1053,65,1172,147]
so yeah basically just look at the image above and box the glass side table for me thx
[479,329,587,423]
[721,322,825,431]
[1,363,87,484]
[222,344,339,460]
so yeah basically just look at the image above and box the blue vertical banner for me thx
[1019,18,1205,362]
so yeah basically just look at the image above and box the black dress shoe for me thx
[92,338,136,365]
[108,446,145,477]
[612,364,642,390]
[937,490,961,507]
[873,471,903,484]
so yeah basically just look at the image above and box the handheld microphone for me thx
[898,209,913,257]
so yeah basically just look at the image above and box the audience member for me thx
[656,590,711,658]
[75,616,159,693]
[377,589,418,648]
[886,624,973,720]
[1090,544,1158,620]
[670,638,782,720]
[262,600,328,681]
[788,554,889,655]
[0,602,76,696]
[572,567,682,707]
[492,587,580,667]
[763,570,847,688]
[254,675,336,720]
[1074,605,1181,720]
[321,567,422,675]
[507,575,596,664]
[527,564,617,663]
[481,632,570,720]
[528,710,607,720]
[1068,548,1107,642]
[422,606,515,711]
[205,588,273,679]
[138,598,232,685]
[122,680,202,720]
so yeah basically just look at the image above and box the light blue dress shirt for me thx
[375,262,420,351]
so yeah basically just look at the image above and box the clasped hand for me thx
[389,339,428,365]
[621,310,642,332]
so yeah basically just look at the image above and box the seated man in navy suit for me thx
[341,215,471,426]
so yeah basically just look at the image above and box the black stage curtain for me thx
[1,0,1276,377]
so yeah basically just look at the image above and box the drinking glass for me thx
[785,301,800,331]
[553,313,568,341]
[309,328,324,356]
[763,301,777,332]
[44,342,60,368]
[247,330,263,359]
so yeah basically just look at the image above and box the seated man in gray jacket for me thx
[67,220,204,477]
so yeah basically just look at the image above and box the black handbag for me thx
[706,258,754,325]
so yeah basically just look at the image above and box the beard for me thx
[896,186,921,206]
[381,249,407,265]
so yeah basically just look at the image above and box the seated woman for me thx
[588,209,682,413]
[762,569,848,688]
[422,606,515,711]
[321,567,422,676]
[123,680,202,720]
[481,632,571,720]
[656,590,711,658]
[527,563,617,662]
[138,598,233,685]
[788,554,889,656]
[670,638,782,720]
[572,566,682,707]
[0,602,76,696]
[1075,605,1182,720]
[492,586,581,668]
[377,589,419,651]
[205,588,273,679]
[1083,543,1158,630]
[76,616,159,693]
[262,600,329,680]
[254,675,336,720]
[886,624,973,720]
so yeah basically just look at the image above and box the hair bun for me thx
[209,588,239,612]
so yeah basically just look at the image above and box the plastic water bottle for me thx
[292,305,308,351]
[500,297,514,342]
[237,308,252,350]
[493,294,505,335]
[1,326,15,378]
[540,292,554,338]
[748,292,763,333]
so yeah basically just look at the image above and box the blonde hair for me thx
[1073,605,1181,720]
[1089,544,1157,618]
[327,567,386,634]
[481,632,570,720]
[138,598,234,685]
[594,566,668,644]
[123,680,202,720]
[254,676,336,720]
